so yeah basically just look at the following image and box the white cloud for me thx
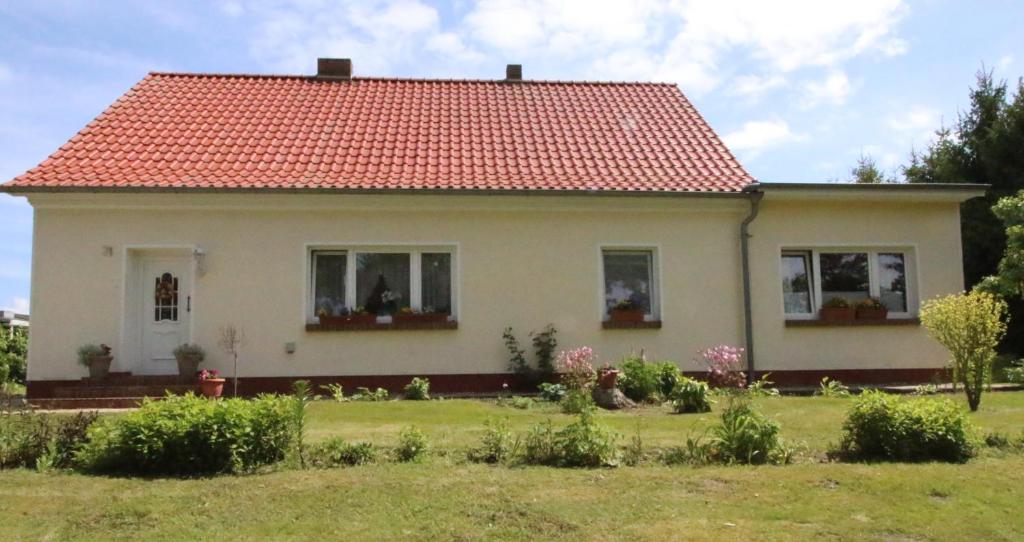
[722,119,801,157]
[888,105,942,143]
[802,71,852,107]
[219,1,245,17]
[8,297,29,314]
[998,55,1014,71]
[0,63,11,83]
[426,33,484,63]
[730,74,787,101]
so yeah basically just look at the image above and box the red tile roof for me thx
[3,73,754,194]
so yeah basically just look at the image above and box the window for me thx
[780,249,913,318]
[310,248,454,319]
[602,249,657,318]
[781,252,812,314]
[154,272,179,322]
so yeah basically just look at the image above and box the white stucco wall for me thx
[22,191,969,381]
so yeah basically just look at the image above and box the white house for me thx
[0,60,983,405]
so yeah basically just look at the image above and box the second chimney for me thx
[505,63,522,81]
[317,58,352,80]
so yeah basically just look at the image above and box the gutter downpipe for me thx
[741,189,764,385]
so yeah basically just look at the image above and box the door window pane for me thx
[357,253,411,315]
[154,273,179,322]
[421,253,452,314]
[820,252,869,304]
[313,252,346,316]
[878,253,908,312]
[603,251,654,315]
[781,253,812,314]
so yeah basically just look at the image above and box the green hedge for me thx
[77,394,297,475]
[836,390,975,463]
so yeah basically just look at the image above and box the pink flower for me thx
[557,347,597,390]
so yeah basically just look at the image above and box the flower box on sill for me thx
[319,314,376,328]
[393,312,450,324]
[609,309,646,323]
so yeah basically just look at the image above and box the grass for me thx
[2,393,1024,540]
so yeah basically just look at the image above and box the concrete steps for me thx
[30,372,203,409]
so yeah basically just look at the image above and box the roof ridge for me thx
[146,71,679,87]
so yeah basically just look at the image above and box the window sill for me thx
[784,318,920,327]
[306,321,459,332]
[602,320,663,329]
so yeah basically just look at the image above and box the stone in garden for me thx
[591,386,636,410]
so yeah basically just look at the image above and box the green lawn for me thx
[2,393,1024,540]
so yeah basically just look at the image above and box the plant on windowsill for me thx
[819,297,855,322]
[393,306,450,324]
[197,369,225,398]
[317,306,376,328]
[608,299,645,323]
[77,343,113,379]
[855,297,889,321]
[172,343,205,378]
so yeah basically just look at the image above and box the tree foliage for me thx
[851,153,891,184]
[904,69,1024,353]
[0,327,28,385]
[920,291,1008,411]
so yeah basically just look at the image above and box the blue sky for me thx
[0,0,1022,313]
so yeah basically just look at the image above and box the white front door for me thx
[139,257,191,375]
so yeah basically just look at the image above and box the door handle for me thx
[187,296,191,313]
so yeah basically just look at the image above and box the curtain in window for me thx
[781,253,812,314]
[878,253,907,312]
[421,253,452,313]
[357,253,411,314]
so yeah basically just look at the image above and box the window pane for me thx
[603,251,654,315]
[781,253,812,314]
[820,252,869,304]
[357,253,410,315]
[421,253,452,314]
[313,253,346,316]
[878,253,907,312]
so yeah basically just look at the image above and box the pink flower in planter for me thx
[197,369,221,381]
[699,345,746,389]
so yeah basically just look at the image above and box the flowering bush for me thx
[197,369,221,381]
[557,347,597,390]
[700,345,746,389]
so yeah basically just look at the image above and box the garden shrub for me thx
[701,345,747,389]
[746,373,780,397]
[537,382,566,402]
[560,388,595,414]
[522,420,558,465]
[320,383,345,402]
[710,400,788,465]
[835,390,975,463]
[653,362,682,399]
[308,437,377,468]
[816,377,851,398]
[351,387,389,401]
[669,377,712,413]
[467,418,517,464]
[553,410,619,467]
[394,426,429,462]
[403,377,430,400]
[76,394,297,475]
[497,395,533,410]
[617,356,661,403]
[0,410,97,470]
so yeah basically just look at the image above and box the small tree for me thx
[218,325,246,397]
[850,153,892,184]
[920,291,1008,411]
[978,190,1024,298]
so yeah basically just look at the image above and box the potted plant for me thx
[197,369,225,398]
[318,306,376,327]
[855,298,889,320]
[609,299,645,323]
[393,306,449,324]
[819,297,855,322]
[77,344,113,379]
[172,343,205,378]
[596,364,620,389]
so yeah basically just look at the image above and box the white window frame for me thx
[780,247,916,320]
[307,245,457,322]
[599,246,661,321]
[780,250,815,319]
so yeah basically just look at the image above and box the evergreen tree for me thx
[904,69,1024,353]
[851,153,891,184]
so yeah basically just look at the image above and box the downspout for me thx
[740,189,764,385]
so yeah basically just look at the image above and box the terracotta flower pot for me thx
[87,356,113,379]
[819,307,855,323]
[176,356,202,378]
[609,309,645,323]
[199,378,226,398]
[856,307,889,321]
[393,313,449,324]
[597,369,620,389]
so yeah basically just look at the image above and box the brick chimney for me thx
[505,64,522,81]
[317,58,352,80]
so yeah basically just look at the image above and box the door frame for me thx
[120,245,198,375]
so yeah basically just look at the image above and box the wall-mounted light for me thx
[193,247,207,277]
[102,245,113,257]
